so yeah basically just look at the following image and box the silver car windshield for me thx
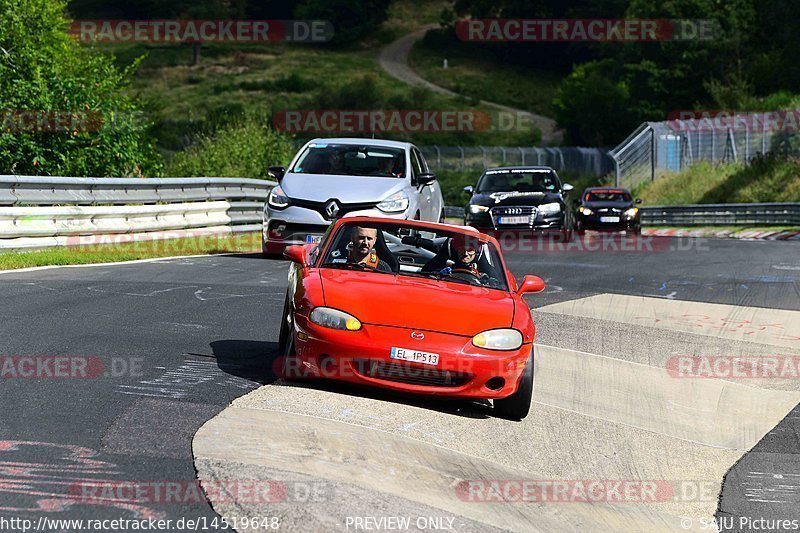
[291,143,406,177]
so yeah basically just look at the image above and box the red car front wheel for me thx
[493,351,534,420]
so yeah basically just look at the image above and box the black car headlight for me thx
[468,204,489,214]
[538,202,561,216]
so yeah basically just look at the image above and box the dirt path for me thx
[378,25,564,145]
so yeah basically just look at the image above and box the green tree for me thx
[553,59,635,146]
[0,0,162,176]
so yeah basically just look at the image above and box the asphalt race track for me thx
[1,234,799,532]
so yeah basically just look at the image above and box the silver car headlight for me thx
[268,185,290,209]
[469,204,490,214]
[309,307,362,331]
[624,207,639,218]
[376,191,410,213]
[472,328,523,351]
[538,202,561,216]
[579,206,593,215]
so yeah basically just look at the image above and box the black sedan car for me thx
[463,166,575,238]
[575,187,642,234]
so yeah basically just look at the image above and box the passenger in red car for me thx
[422,235,482,277]
[347,226,392,272]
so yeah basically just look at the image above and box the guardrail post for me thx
[711,129,716,161]
[649,125,656,181]
[727,128,737,162]
[614,157,620,187]
[500,147,506,164]
[480,146,487,167]
[458,146,465,170]
[433,145,441,167]
[519,147,525,165]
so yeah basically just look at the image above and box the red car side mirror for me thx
[283,245,306,266]
[517,275,545,295]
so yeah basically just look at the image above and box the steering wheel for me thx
[450,269,483,285]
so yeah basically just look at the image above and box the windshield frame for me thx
[584,190,633,203]
[289,143,408,178]
[476,168,562,194]
[314,222,511,292]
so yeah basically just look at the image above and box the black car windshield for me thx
[476,168,561,193]
[585,190,632,202]
[291,143,406,177]
[318,222,509,291]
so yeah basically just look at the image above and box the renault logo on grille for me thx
[411,331,425,340]
[324,199,341,219]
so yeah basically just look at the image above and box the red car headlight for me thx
[309,307,362,331]
[472,329,523,351]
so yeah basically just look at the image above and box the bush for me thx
[166,116,293,179]
[0,0,162,177]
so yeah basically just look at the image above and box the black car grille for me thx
[353,360,472,387]
[490,205,538,227]
[595,207,623,214]
[290,198,377,220]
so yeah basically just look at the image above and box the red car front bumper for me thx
[285,314,532,399]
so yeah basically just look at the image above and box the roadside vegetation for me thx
[634,154,800,205]
[409,32,562,119]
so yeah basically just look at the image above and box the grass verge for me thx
[0,232,262,271]
[633,154,800,205]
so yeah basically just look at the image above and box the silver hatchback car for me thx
[262,138,444,256]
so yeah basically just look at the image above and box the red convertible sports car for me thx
[277,216,545,420]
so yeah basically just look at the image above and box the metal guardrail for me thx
[446,203,800,227]
[0,176,275,249]
[641,203,800,226]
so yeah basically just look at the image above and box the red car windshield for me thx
[585,190,632,202]
[318,223,509,291]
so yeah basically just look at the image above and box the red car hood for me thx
[318,269,515,336]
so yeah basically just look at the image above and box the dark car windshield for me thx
[477,169,561,193]
[291,143,406,177]
[585,190,632,202]
[318,222,509,291]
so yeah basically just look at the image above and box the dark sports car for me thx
[463,166,575,239]
[575,187,642,234]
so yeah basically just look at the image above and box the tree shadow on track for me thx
[210,339,281,385]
